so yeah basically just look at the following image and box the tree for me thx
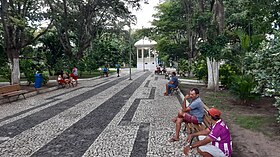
[38,30,65,76]
[249,31,280,122]
[0,0,52,84]
[152,1,188,67]
[46,0,140,62]
[205,0,225,91]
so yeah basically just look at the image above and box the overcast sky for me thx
[131,0,161,29]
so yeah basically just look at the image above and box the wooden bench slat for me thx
[1,90,27,97]
[0,84,28,102]
[0,85,21,94]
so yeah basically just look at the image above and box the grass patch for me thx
[203,91,232,111]
[0,78,9,82]
[235,115,275,133]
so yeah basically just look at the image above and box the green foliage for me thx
[230,75,258,103]
[274,97,280,123]
[42,74,49,85]
[152,1,188,65]
[193,58,207,83]
[0,45,11,82]
[39,31,65,75]
[156,38,186,62]
[219,64,236,88]
[20,59,49,85]
[177,59,191,76]
[0,65,11,83]
[47,0,138,61]
[248,32,280,122]
[199,35,228,61]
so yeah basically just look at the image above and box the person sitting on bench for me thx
[162,67,167,74]
[103,66,109,77]
[164,72,178,96]
[169,88,204,142]
[183,108,232,157]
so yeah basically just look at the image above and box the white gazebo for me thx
[134,37,158,71]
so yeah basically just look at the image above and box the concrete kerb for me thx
[0,85,59,104]
[176,87,185,105]
[0,72,130,104]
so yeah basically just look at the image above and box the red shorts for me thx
[183,113,199,124]
[58,79,66,84]
[73,76,78,80]
[70,74,78,80]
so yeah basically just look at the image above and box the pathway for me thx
[0,71,200,157]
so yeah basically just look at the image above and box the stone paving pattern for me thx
[0,70,201,157]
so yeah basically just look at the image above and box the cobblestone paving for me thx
[0,71,200,157]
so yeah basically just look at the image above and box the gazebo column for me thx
[137,48,139,58]
[148,48,151,70]
[142,48,145,71]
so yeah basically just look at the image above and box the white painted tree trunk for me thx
[207,57,220,91]
[11,58,20,85]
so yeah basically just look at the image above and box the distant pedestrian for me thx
[103,65,109,77]
[164,71,178,96]
[71,65,78,84]
[116,63,121,77]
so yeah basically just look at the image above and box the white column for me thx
[142,48,145,71]
[137,48,139,58]
[148,48,151,71]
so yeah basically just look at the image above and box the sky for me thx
[131,0,162,29]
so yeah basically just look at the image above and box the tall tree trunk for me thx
[207,57,220,91]
[207,0,224,91]
[8,49,20,84]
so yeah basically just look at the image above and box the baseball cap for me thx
[208,108,221,118]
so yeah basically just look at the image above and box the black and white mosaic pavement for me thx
[0,71,200,157]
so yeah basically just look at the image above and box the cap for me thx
[208,108,221,118]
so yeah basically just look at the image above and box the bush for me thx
[219,64,236,88]
[273,97,280,123]
[0,65,11,83]
[230,75,258,104]
[247,34,280,122]
[178,59,191,77]
[193,59,207,83]
[42,74,49,85]
[20,59,49,85]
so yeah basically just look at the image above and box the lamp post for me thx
[129,25,132,80]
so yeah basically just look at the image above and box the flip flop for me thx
[172,117,177,123]
[169,137,179,142]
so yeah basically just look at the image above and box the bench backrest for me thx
[0,84,21,94]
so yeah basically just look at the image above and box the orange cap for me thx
[208,108,221,118]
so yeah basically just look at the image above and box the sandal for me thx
[172,117,177,123]
[169,137,179,142]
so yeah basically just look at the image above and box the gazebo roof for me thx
[134,37,157,47]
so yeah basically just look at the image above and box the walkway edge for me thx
[0,86,59,104]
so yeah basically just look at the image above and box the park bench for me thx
[154,68,162,75]
[170,86,179,95]
[185,103,212,144]
[0,84,28,102]
[165,72,170,79]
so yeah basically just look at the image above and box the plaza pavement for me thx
[0,70,201,157]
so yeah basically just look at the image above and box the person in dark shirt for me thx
[164,71,178,96]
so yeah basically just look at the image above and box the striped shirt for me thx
[208,119,232,157]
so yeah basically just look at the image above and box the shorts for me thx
[167,84,177,94]
[199,145,226,157]
[183,113,199,124]
[70,74,78,80]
